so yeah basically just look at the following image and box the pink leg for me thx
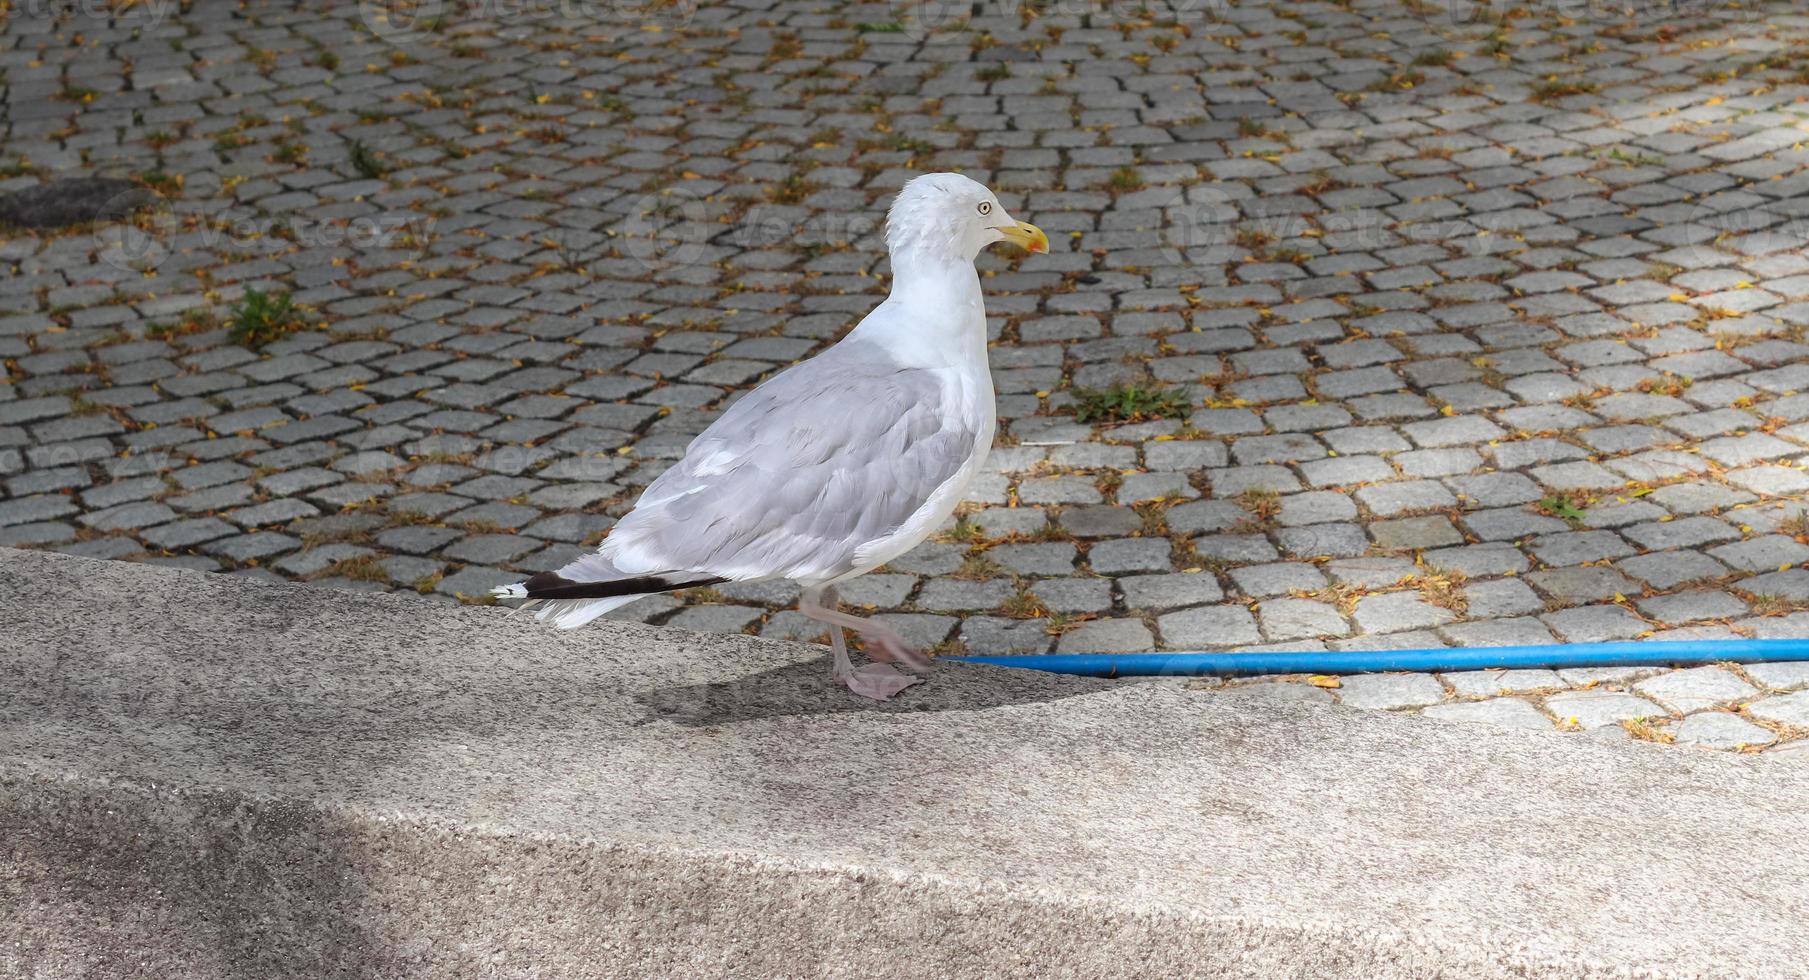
[828,623,853,685]
[800,586,929,700]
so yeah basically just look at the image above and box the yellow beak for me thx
[996,220,1049,254]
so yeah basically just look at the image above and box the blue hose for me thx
[945,638,1809,678]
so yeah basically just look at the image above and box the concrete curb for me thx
[3,547,1806,978]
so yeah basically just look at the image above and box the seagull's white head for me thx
[885,172,1048,264]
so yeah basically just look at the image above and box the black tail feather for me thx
[521,571,726,601]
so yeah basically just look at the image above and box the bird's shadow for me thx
[634,654,1118,726]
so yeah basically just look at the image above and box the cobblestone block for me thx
[1258,598,1349,641]
[1119,573,1223,611]
[1673,712,1775,751]
[1541,605,1648,643]
[1087,538,1172,575]
[1302,455,1395,488]
[443,534,541,566]
[958,617,1053,656]
[1745,662,1809,691]
[1058,505,1141,539]
[1635,668,1759,714]
[838,575,916,609]
[917,578,1016,612]
[1528,567,1640,604]
[1745,691,1809,727]
[1018,477,1102,505]
[1463,578,1543,619]
[991,542,1077,576]
[1336,674,1445,710]
[1419,544,1527,578]
[1615,551,1731,590]
[1028,578,1114,615]
[1529,531,1635,567]
[80,501,175,532]
[1352,592,1455,634]
[1544,690,1668,730]
[1621,516,1742,552]
[969,507,1050,538]
[1370,516,1463,550]
[139,518,236,550]
[200,532,301,563]
[1277,523,1369,559]
[1163,500,1249,535]
[1229,562,1327,598]
[1635,591,1748,625]
[1158,606,1260,648]
[1440,618,1558,649]
[1711,535,1809,572]
[1055,618,1153,654]
[1116,471,1198,505]
[1441,668,1564,697]
[1278,491,1356,527]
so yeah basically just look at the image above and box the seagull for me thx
[493,173,1048,699]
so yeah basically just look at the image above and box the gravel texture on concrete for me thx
[3,547,1807,979]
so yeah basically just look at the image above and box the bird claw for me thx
[841,663,923,701]
[867,634,934,673]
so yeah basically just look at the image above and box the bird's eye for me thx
[977,201,992,216]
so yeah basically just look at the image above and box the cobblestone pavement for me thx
[8,0,1809,756]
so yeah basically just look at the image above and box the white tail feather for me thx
[492,549,660,631]
[531,594,644,629]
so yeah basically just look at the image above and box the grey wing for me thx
[600,339,978,583]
